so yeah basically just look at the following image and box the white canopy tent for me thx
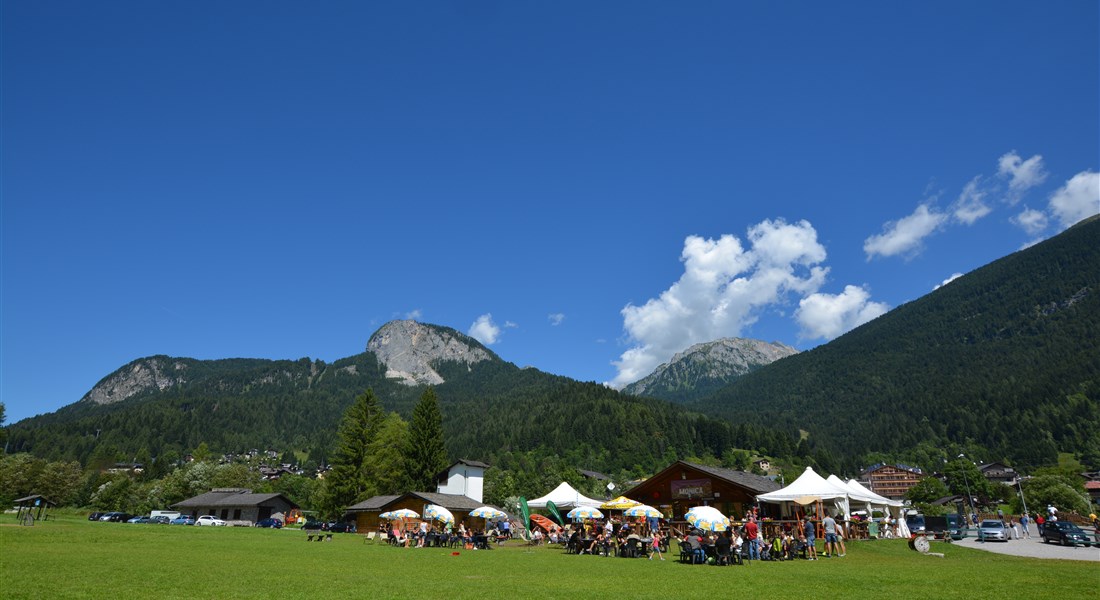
[756,466,851,519]
[845,478,909,537]
[526,482,603,509]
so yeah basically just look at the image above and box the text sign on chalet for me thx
[672,478,712,499]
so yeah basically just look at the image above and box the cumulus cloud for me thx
[548,313,565,326]
[468,314,502,345]
[1011,207,1048,237]
[1048,170,1099,230]
[952,176,991,225]
[405,309,423,320]
[795,285,889,340]
[998,151,1047,202]
[611,219,829,388]
[863,204,948,259]
[934,273,964,290]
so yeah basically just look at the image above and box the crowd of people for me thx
[677,512,847,564]
[381,519,510,549]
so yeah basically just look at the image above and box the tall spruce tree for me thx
[323,389,384,516]
[404,387,448,491]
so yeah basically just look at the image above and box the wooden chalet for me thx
[623,460,781,522]
[346,491,492,533]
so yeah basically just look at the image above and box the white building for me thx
[435,459,489,503]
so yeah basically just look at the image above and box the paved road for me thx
[951,534,1100,562]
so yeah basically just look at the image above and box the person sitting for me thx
[568,530,582,554]
[771,535,785,561]
[686,532,705,564]
[583,531,606,555]
[715,530,732,565]
[531,529,544,545]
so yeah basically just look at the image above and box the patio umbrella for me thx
[423,504,454,525]
[380,508,420,520]
[566,506,604,521]
[468,506,507,520]
[601,496,641,510]
[623,504,663,519]
[685,506,730,532]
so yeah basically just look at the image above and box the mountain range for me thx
[6,216,1099,475]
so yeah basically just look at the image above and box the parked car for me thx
[328,522,355,533]
[150,515,171,525]
[126,515,154,524]
[905,514,925,534]
[977,519,1008,542]
[100,512,133,522]
[302,520,326,530]
[1041,521,1090,546]
[195,515,228,527]
[88,512,106,521]
[170,516,195,525]
[945,514,967,540]
[255,518,283,529]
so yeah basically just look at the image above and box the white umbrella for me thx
[423,504,454,525]
[685,506,729,532]
[623,504,663,519]
[566,506,604,520]
[468,506,507,520]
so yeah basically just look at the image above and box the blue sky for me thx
[3,1,1098,422]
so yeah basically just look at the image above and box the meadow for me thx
[1,512,1095,600]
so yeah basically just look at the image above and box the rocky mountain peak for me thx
[81,356,188,406]
[623,337,799,402]
[366,320,495,386]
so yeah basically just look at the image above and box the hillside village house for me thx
[172,488,298,525]
[977,462,1018,485]
[346,460,496,533]
[623,460,780,521]
[860,463,924,499]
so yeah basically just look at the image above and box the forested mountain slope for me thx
[691,216,1100,471]
[6,325,791,476]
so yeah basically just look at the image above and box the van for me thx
[944,514,967,540]
[151,510,181,521]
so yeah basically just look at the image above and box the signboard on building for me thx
[671,478,712,499]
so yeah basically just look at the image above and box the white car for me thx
[195,515,228,527]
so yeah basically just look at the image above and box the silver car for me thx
[977,519,1008,542]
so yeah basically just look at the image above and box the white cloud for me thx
[611,219,829,387]
[405,309,423,320]
[1048,170,1099,230]
[998,151,1047,202]
[548,313,565,326]
[934,273,963,290]
[863,204,948,259]
[952,176,991,225]
[468,314,502,345]
[1011,207,1048,237]
[795,285,889,340]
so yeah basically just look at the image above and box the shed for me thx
[171,488,298,524]
[13,495,55,525]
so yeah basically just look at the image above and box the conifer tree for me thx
[323,389,384,516]
[404,387,448,491]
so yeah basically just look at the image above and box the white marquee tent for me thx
[526,482,603,509]
[756,466,852,519]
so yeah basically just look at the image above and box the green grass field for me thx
[1,512,1095,599]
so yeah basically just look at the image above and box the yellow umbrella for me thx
[601,496,641,510]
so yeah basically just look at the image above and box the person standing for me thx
[745,516,760,560]
[803,515,817,560]
[649,530,665,560]
[1019,513,1030,538]
[823,513,839,558]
